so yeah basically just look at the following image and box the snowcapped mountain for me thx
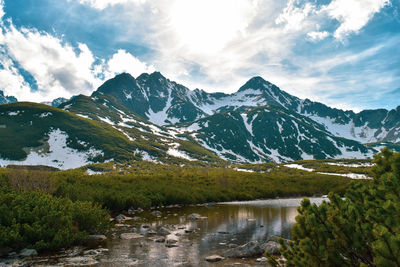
[1,72,397,168]
[41,97,69,107]
[87,72,400,145]
[0,90,17,105]
[59,72,385,163]
[176,106,371,163]
[0,102,221,169]
[93,72,206,125]
[297,100,400,143]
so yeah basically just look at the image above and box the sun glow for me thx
[168,0,255,55]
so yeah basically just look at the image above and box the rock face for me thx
[222,241,264,258]
[19,248,38,257]
[205,255,225,262]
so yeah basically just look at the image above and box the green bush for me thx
[268,148,400,267]
[0,189,109,251]
[53,165,352,211]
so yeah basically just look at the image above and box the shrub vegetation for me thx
[268,148,400,267]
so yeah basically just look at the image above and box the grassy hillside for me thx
[0,102,222,166]
[0,102,150,162]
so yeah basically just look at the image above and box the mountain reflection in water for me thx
[97,197,327,266]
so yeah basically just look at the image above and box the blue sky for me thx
[0,0,399,111]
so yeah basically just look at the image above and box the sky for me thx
[0,0,399,111]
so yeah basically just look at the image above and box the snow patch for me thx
[76,114,90,119]
[38,112,52,118]
[326,162,374,168]
[233,168,255,173]
[167,143,196,161]
[0,129,104,170]
[241,114,254,136]
[86,169,103,175]
[98,116,115,125]
[284,164,314,172]
[317,172,371,180]
[8,111,20,116]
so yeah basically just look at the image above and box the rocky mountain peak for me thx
[95,72,138,96]
[237,76,273,93]
[0,90,18,105]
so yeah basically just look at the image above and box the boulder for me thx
[120,233,143,240]
[157,227,171,236]
[148,236,166,243]
[165,235,179,247]
[19,248,38,257]
[222,241,263,258]
[187,213,201,220]
[86,235,107,242]
[146,230,157,236]
[115,214,132,223]
[257,257,268,262]
[261,241,281,255]
[151,210,162,216]
[205,255,225,262]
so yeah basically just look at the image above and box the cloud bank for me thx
[0,0,398,111]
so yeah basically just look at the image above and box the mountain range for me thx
[0,72,398,169]
[0,90,17,105]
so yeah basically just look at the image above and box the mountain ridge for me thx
[1,72,398,167]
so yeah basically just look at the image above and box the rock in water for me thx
[187,213,201,220]
[157,227,171,236]
[115,214,132,223]
[222,241,264,258]
[120,233,143,240]
[257,257,268,262]
[148,236,166,243]
[19,248,38,257]
[151,210,162,216]
[205,255,225,262]
[86,235,107,242]
[165,235,179,247]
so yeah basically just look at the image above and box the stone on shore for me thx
[205,255,225,262]
[222,241,264,258]
[120,233,143,240]
[19,248,38,257]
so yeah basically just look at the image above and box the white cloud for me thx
[0,0,395,111]
[307,31,330,41]
[276,0,391,41]
[0,0,153,102]
[105,49,155,79]
[0,0,4,20]
[74,0,146,10]
[275,0,317,31]
[0,49,32,101]
[323,0,390,40]
[0,24,101,101]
